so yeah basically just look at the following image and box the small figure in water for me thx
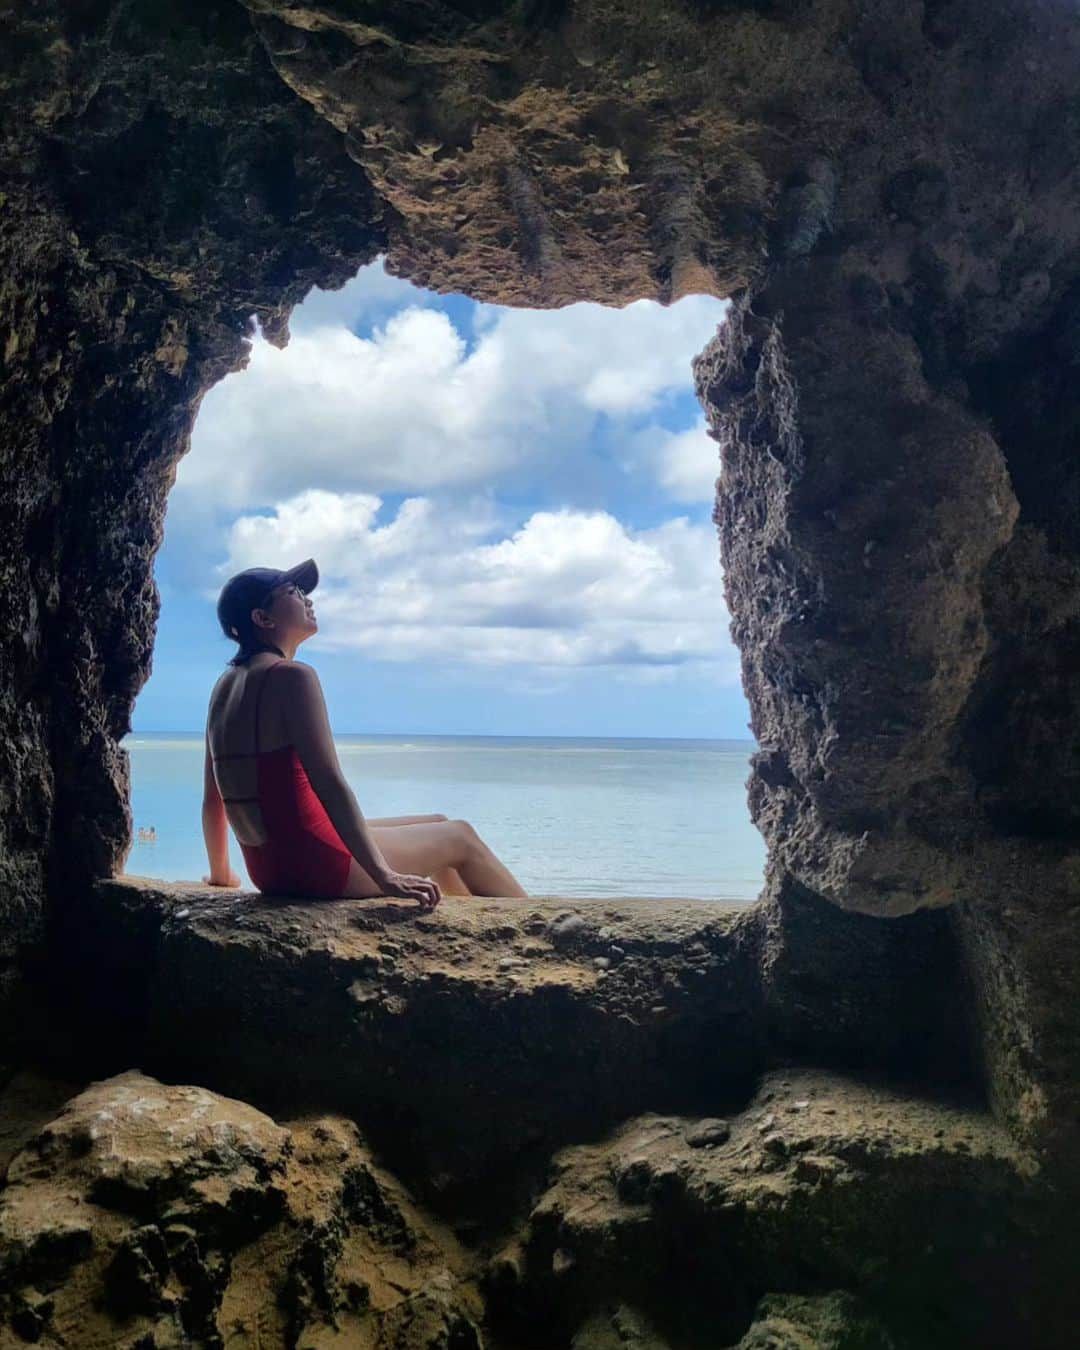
[201,558,528,906]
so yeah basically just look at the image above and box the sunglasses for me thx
[263,582,308,606]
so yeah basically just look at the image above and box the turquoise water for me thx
[122,734,765,901]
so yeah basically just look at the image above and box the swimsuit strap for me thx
[216,661,289,799]
[253,658,288,755]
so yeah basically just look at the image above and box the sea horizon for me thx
[123,732,765,902]
[126,731,756,745]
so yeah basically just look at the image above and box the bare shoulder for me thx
[276,663,333,748]
[277,659,319,681]
[206,669,231,713]
[273,660,322,696]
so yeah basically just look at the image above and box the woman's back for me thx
[207,656,292,842]
[207,658,355,895]
[204,561,451,906]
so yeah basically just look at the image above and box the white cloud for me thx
[627,414,721,505]
[287,263,420,335]
[217,489,734,677]
[174,259,729,509]
[469,292,728,417]
[173,261,740,699]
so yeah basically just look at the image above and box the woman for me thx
[201,558,528,907]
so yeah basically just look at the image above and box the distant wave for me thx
[333,744,749,757]
[124,739,202,750]
[125,734,754,754]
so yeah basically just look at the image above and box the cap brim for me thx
[282,558,319,594]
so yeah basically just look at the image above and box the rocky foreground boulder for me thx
[3,0,1080,1343]
[1,881,1069,1349]
[65,881,965,1219]
[496,1069,1045,1348]
[0,1063,1058,1348]
[0,1072,483,1348]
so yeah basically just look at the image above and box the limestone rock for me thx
[3,0,1080,1339]
[243,0,780,308]
[0,1072,481,1348]
[78,880,767,1218]
[496,1070,1050,1348]
[684,1118,729,1148]
[0,1072,79,1177]
[0,0,383,1048]
[572,1304,671,1349]
[734,1292,895,1350]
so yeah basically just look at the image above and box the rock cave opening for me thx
[120,256,766,905]
[3,0,1080,1345]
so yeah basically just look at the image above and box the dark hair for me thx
[225,613,260,665]
[224,610,286,666]
[227,637,285,668]
[216,559,318,666]
[222,593,278,667]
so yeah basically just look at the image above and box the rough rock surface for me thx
[60,878,975,1221]
[77,880,765,1220]
[0,0,1077,1132]
[0,0,383,1040]
[731,1293,895,1350]
[493,1069,1053,1349]
[3,0,1080,1342]
[240,0,791,307]
[0,1067,1064,1349]
[0,1071,78,1176]
[0,1071,482,1348]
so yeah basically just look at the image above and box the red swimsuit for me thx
[215,660,353,897]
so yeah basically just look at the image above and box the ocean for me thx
[122,734,765,902]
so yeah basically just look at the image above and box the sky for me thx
[133,259,751,738]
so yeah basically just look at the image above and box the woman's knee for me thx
[449,818,483,860]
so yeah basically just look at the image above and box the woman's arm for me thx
[202,733,240,887]
[275,662,397,887]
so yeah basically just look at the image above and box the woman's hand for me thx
[378,870,442,909]
[203,870,242,888]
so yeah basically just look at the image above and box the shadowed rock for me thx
[0,1072,482,1348]
[493,1069,1052,1348]
[3,0,1080,1343]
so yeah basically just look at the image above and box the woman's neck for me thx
[246,640,287,661]
[248,630,303,660]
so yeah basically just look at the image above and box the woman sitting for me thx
[201,558,528,907]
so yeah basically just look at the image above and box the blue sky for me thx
[134,260,751,738]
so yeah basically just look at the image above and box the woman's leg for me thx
[430,866,472,896]
[362,815,470,894]
[369,819,528,898]
[366,814,449,827]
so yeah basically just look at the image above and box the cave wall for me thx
[1,0,1078,1162]
[0,0,385,1049]
[686,0,1080,1149]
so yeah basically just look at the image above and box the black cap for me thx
[217,558,319,640]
